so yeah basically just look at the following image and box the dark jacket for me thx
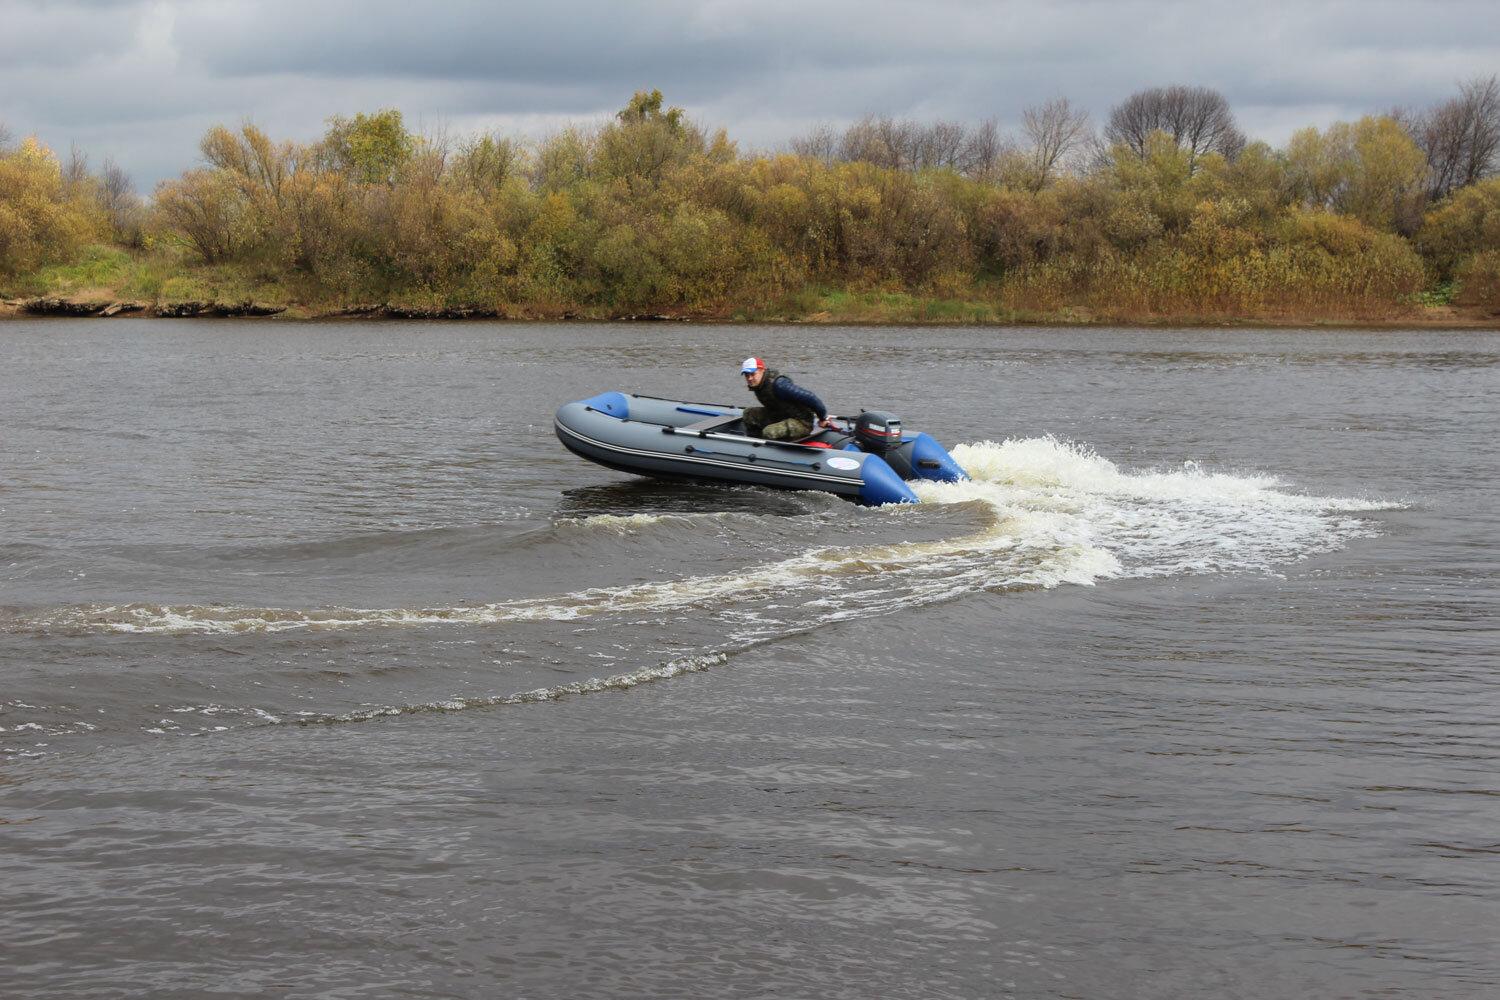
[750,367,828,423]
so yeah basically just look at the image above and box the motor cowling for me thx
[853,410,902,454]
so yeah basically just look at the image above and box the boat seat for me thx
[679,414,740,433]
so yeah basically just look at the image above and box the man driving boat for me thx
[739,357,836,440]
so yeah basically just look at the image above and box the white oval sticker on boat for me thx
[826,456,861,471]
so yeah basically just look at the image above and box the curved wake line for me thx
[287,653,729,727]
[1,653,734,749]
[12,437,1398,636]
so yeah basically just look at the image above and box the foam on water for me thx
[557,511,728,533]
[937,437,1400,579]
[11,438,1396,638]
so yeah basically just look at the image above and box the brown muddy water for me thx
[2,319,1497,998]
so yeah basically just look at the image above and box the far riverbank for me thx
[4,291,1497,329]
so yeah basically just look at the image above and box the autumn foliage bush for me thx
[0,138,103,276]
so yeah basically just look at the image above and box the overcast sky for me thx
[3,0,1498,192]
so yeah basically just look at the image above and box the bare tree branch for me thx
[100,156,146,246]
[788,123,840,164]
[1406,75,1500,200]
[961,120,1008,178]
[1104,85,1245,167]
[63,142,91,193]
[1021,97,1091,191]
[793,116,993,174]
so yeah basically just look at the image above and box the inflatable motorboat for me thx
[554,392,967,506]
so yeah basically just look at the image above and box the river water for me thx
[2,319,1496,998]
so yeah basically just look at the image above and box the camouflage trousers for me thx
[742,406,812,441]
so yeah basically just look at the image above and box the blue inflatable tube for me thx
[859,456,920,505]
[906,432,969,483]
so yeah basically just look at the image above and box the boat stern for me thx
[904,432,969,483]
[859,455,920,506]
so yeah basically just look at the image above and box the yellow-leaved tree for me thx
[0,137,104,276]
[1285,117,1427,233]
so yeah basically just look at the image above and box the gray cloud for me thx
[2,0,1497,191]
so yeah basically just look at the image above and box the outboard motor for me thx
[854,410,902,455]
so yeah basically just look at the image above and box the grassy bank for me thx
[4,245,1493,328]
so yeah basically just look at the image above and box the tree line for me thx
[3,82,1499,319]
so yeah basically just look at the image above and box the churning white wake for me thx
[934,437,1396,579]
[32,437,1396,635]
